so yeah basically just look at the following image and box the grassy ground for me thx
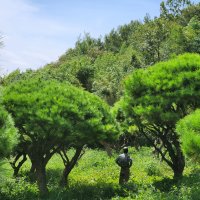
[0,147,200,200]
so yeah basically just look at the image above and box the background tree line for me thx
[2,1,200,105]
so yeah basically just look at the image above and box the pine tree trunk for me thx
[60,166,70,187]
[159,130,185,179]
[12,153,27,177]
[30,163,36,173]
[35,163,48,196]
[60,147,83,187]
[172,144,185,179]
[29,162,36,181]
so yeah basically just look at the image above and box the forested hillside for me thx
[2,1,200,105]
[1,0,200,199]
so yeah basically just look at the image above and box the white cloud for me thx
[0,0,81,75]
[0,0,38,18]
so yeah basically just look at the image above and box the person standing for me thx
[116,147,132,185]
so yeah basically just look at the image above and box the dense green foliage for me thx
[160,0,192,17]
[3,79,117,144]
[122,53,200,177]
[3,78,118,195]
[176,109,200,161]
[0,82,18,158]
[0,105,18,158]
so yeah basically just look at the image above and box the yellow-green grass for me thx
[0,147,199,200]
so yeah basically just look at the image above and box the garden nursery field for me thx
[1,147,200,200]
[1,1,200,199]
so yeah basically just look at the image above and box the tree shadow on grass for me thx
[20,167,62,184]
[46,168,62,185]
[45,167,138,200]
[47,182,138,200]
[0,178,39,200]
[45,168,138,199]
[0,167,138,200]
[0,180,138,200]
[153,169,200,199]
[153,177,177,192]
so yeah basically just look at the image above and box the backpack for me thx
[116,154,132,168]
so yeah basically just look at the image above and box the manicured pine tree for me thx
[122,53,200,178]
[3,78,119,195]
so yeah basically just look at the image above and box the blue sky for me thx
[0,0,197,75]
